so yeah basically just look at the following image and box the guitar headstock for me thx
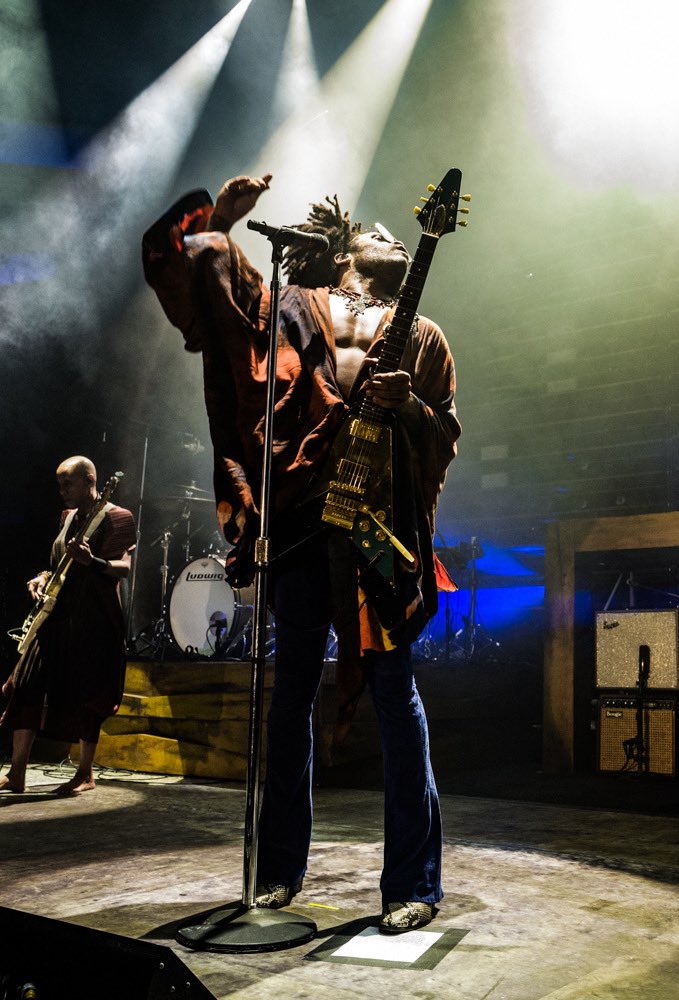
[100,471,124,503]
[414,168,470,238]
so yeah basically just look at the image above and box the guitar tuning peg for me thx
[457,220,468,227]
[413,206,421,216]
[458,207,470,214]
[461,193,472,202]
[419,196,429,203]
[427,184,436,192]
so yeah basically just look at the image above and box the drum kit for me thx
[130,482,487,665]
[130,482,273,661]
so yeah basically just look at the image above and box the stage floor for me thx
[2,763,679,999]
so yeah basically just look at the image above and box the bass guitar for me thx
[13,471,124,654]
[319,168,468,591]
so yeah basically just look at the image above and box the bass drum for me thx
[168,555,255,658]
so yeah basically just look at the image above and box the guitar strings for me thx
[333,232,436,503]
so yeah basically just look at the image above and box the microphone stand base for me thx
[175,902,317,953]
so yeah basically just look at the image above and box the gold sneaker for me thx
[254,882,301,909]
[379,901,435,934]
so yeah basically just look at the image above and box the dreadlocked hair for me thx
[283,194,362,288]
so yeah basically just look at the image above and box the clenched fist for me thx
[210,173,272,231]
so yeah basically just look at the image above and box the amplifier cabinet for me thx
[597,696,676,776]
[595,609,679,689]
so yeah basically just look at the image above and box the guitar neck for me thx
[47,493,112,587]
[357,232,439,422]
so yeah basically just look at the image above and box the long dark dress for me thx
[1,504,136,743]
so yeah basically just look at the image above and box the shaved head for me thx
[56,455,97,484]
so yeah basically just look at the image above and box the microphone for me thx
[247,219,329,252]
[638,643,650,681]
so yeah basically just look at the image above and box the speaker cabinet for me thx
[597,697,676,776]
[0,907,213,1000]
[595,609,679,689]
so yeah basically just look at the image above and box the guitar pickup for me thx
[329,479,364,497]
[349,418,382,443]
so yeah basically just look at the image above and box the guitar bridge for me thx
[322,494,358,530]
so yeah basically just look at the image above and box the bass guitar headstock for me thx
[414,168,470,238]
[100,471,124,504]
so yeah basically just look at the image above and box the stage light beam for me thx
[1,0,253,343]
[238,0,434,272]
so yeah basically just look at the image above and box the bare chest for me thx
[330,296,385,400]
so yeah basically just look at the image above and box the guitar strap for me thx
[51,502,114,564]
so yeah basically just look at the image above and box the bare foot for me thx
[0,772,25,793]
[55,773,96,796]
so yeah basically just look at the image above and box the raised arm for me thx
[208,173,273,232]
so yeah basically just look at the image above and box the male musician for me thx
[0,456,136,795]
[143,174,460,932]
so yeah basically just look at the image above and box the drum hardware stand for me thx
[454,536,501,662]
[463,536,481,659]
[176,224,317,951]
[131,527,175,662]
[124,421,204,647]
[180,498,194,563]
[126,425,150,644]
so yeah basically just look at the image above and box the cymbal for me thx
[174,483,210,493]
[150,495,214,507]
[164,494,214,504]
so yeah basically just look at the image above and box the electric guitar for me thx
[318,169,468,592]
[13,472,124,654]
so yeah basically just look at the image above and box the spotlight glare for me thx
[511,0,679,191]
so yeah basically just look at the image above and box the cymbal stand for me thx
[132,527,174,662]
[158,529,172,614]
[181,500,192,562]
[463,536,481,658]
[126,426,149,642]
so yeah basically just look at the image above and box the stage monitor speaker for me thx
[595,609,679,689]
[0,906,213,1000]
[597,696,676,776]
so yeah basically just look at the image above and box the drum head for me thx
[169,556,236,656]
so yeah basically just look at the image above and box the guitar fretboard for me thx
[357,232,439,424]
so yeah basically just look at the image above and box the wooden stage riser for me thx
[72,660,276,781]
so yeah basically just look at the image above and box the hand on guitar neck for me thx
[363,359,412,409]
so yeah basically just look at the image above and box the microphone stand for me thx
[623,644,650,772]
[176,229,316,952]
[126,425,149,644]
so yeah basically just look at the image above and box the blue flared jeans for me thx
[256,531,443,906]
